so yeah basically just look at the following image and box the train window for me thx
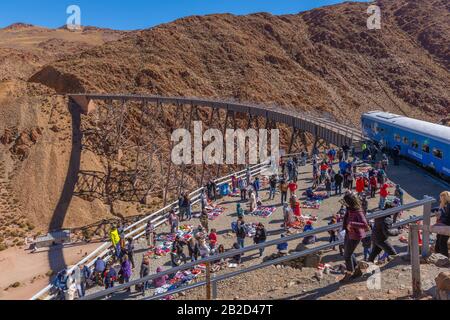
[411,140,419,149]
[422,144,430,153]
[433,148,443,159]
[377,127,384,134]
[394,134,401,142]
[402,137,409,145]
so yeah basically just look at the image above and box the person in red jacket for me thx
[288,180,298,197]
[340,193,370,283]
[379,183,390,209]
[208,229,218,250]
[290,195,301,217]
[355,176,365,195]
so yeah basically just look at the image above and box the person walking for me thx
[367,204,401,263]
[168,209,179,234]
[394,184,404,206]
[435,191,450,257]
[254,223,267,257]
[340,193,370,283]
[178,193,186,221]
[184,194,192,221]
[253,176,261,198]
[369,175,378,198]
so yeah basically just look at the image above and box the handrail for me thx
[81,196,435,300]
[30,160,272,300]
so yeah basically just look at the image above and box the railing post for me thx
[206,262,212,300]
[421,196,432,258]
[212,274,218,300]
[410,224,422,298]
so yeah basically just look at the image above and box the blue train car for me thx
[361,111,450,179]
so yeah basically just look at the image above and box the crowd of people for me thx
[51,141,450,299]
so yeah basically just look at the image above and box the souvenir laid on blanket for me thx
[301,200,322,209]
[207,206,225,220]
[228,190,240,197]
[288,220,305,230]
[154,225,194,256]
[252,206,277,218]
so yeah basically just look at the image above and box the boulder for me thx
[435,272,450,291]
[427,253,450,268]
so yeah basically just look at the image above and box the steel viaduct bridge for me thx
[33,93,369,300]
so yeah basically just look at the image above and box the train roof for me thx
[362,111,450,144]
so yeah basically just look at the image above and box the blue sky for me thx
[0,0,370,30]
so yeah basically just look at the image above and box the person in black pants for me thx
[334,172,343,196]
[435,192,450,257]
[367,204,401,263]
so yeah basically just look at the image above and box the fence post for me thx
[212,274,218,300]
[206,262,212,300]
[410,224,422,298]
[421,196,432,258]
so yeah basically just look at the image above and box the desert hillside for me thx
[0,0,449,250]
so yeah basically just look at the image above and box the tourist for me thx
[184,193,192,221]
[340,193,370,283]
[394,184,404,206]
[288,180,298,197]
[125,237,135,269]
[187,237,199,262]
[377,169,386,189]
[178,193,186,221]
[280,178,289,204]
[236,217,247,249]
[269,175,277,200]
[328,217,338,250]
[198,238,211,259]
[109,225,121,259]
[200,189,208,211]
[208,228,218,251]
[145,220,156,247]
[355,175,365,196]
[393,146,400,166]
[435,191,450,257]
[238,177,248,201]
[369,175,378,198]
[253,176,261,198]
[367,203,401,263]
[168,209,179,234]
[334,171,344,195]
[325,177,332,198]
[290,195,301,217]
[103,264,117,290]
[171,236,187,267]
[72,265,88,298]
[253,223,267,257]
[342,143,350,161]
[249,189,257,213]
[199,209,209,233]
[120,255,132,291]
[139,257,150,295]
[379,183,389,210]
[94,257,106,285]
[236,203,244,218]
[207,180,217,201]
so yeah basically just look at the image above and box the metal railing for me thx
[30,160,273,300]
[80,195,435,300]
